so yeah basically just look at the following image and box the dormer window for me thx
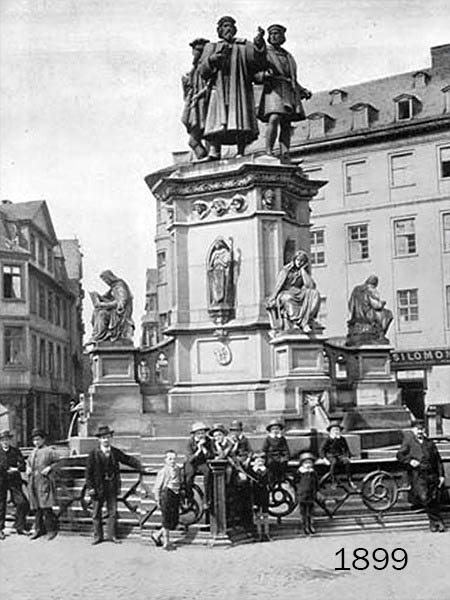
[307,112,335,138]
[394,94,421,121]
[350,103,378,129]
[442,85,450,113]
[412,71,430,89]
[329,89,347,105]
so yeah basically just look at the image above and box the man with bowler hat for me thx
[397,419,446,532]
[0,430,29,538]
[85,425,148,545]
[27,428,60,540]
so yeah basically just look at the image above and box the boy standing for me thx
[319,420,355,488]
[294,451,319,535]
[249,452,271,542]
[152,450,183,550]
[262,419,290,487]
[27,429,60,540]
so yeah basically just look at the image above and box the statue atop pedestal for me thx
[266,250,321,334]
[89,270,134,344]
[346,275,393,346]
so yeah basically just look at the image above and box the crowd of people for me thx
[0,417,447,549]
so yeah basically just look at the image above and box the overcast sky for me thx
[1,0,449,340]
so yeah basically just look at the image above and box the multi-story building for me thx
[289,44,450,417]
[0,200,84,444]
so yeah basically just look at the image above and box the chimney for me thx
[431,44,450,71]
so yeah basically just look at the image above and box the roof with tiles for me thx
[250,44,450,152]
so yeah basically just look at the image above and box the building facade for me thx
[289,44,450,417]
[0,200,84,444]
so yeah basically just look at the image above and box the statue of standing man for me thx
[199,16,266,160]
[181,37,210,160]
[256,24,312,161]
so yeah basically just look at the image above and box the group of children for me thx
[151,417,354,548]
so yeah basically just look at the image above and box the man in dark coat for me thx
[85,425,147,545]
[184,421,214,508]
[396,419,446,532]
[0,430,29,538]
[199,16,266,159]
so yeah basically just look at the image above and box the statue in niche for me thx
[199,16,266,160]
[266,250,320,333]
[90,270,134,343]
[346,275,393,345]
[255,24,312,160]
[207,238,235,324]
[181,37,210,160]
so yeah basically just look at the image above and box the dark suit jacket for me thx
[396,433,444,478]
[85,446,143,498]
[0,446,26,489]
[320,437,352,459]
[185,437,214,467]
[262,436,290,463]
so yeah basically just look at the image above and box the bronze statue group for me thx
[181,16,312,162]
[0,416,446,548]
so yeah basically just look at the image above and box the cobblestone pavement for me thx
[1,529,449,600]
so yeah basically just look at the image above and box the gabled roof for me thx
[0,200,58,245]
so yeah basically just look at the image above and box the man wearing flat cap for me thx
[397,419,446,532]
[199,16,266,160]
[85,425,148,545]
[256,24,312,160]
[0,430,29,539]
[27,428,60,540]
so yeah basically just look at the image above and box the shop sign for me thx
[391,347,450,368]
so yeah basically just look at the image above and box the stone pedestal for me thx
[85,343,145,435]
[208,459,232,547]
[266,332,330,430]
[326,340,408,430]
[145,155,326,415]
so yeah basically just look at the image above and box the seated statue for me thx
[266,250,320,332]
[347,275,393,345]
[90,270,134,343]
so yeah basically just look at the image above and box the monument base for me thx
[85,343,145,435]
[266,332,330,430]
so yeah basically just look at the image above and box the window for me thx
[394,218,416,256]
[157,251,167,284]
[397,98,412,120]
[30,234,36,260]
[38,284,46,319]
[443,213,450,252]
[442,85,450,113]
[446,285,450,328]
[56,345,62,379]
[3,326,26,366]
[38,240,45,267]
[310,229,325,265]
[55,296,61,326]
[31,334,38,373]
[2,265,22,299]
[39,338,46,375]
[63,347,69,380]
[30,277,37,314]
[47,290,54,323]
[48,341,54,375]
[345,160,367,194]
[397,289,419,327]
[348,224,369,261]
[390,153,414,187]
[46,248,53,273]
[440,147,450,179]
